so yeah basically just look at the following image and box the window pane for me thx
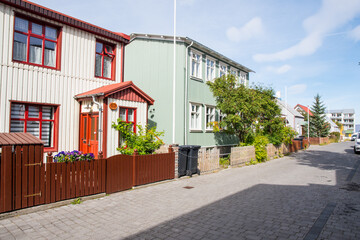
[105,45,113,54]
[82,117,87,140]
[28,105,39,118]
[42,106,53,120]
[96,42,103,53]
[11,103,25,119]
[103,56,112,78]
[31,23,43,35]
[95,54,102,77]
[120,109,126,121]
[10,120,24,132]
[27,121,40,138]
[128,109,134,122]
[90,117,97,140]
[15,17,28,32]
[13,33,27,61]
[29,37,42,64]
[45,26,57,40]
[41,121,53,147]
[44,41,56,67]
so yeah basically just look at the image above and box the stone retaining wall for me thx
[230,146,255,166]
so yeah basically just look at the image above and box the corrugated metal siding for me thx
[109,88,147,103]
[0,4,123,153]
[106,98,148,157]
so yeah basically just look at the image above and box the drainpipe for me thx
[92,96,102,153]
[184,41,193,145]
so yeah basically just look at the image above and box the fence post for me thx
[132,149,138,187]
[168,145,173,153]
[47,152,53,163]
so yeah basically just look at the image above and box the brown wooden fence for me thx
[1,144,175,214]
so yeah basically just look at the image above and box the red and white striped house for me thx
[0,0,154,158]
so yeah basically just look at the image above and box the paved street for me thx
[0,142,359,240]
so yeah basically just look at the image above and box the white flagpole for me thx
[172,0,176,144]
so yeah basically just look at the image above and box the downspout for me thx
[184,41,193,145]
[92,96,102,154]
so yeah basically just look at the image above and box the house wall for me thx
[125,38,246,147]
[124,38,186,144]
[187,47,241,146]
[0,3,124,153]
[106,98,148,156]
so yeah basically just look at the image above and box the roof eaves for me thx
[74,93,105,100]
[130,33,254,73]
[1,0,129,44]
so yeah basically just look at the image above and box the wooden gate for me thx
[0,133,45,213]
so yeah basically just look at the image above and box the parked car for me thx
[351,133,357,141]
[354,133,360,154]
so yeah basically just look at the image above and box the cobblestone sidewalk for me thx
[0,142,359,240]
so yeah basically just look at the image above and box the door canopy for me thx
[74,81,154,105]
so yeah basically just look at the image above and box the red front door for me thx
[80,113,99,158]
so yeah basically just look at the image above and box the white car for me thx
[351,133,357,141]
[354,133,360,154]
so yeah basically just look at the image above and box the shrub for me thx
[54,150,95,163]
[329,132,340,143]
[253,135,269,162]
[112,121,164,155]
[219,156,230,168]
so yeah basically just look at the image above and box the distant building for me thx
[326,109,355,137]
[294,104,313,117]
[277,100,304,136]
[294,104,340,135]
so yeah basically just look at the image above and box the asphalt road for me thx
[0,141,359,240]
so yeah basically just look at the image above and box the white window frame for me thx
[206,57,215,82]
[190,50,202,79]
[205,105,216,131]
[189,103,202,132]
[218,110,226,130]
[219,63,227,77]
[239,71,247,86]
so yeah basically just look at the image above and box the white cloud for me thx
[288,84,307,95]
[253,0,360,62]
[349,25,360,41]
[266,64,292,74]
[226,17,264,42]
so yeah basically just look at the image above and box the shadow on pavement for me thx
[124,184,335,240]
[123,144,360,240]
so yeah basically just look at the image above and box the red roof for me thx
[295,104,313,116]
[1,0,130,43]
[75,81,154,105]
[0,133,44,146]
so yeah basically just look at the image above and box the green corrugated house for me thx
[124,33,254,149]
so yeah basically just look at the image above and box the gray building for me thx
[326,109,355,136]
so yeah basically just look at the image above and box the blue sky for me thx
[32,0,360,125]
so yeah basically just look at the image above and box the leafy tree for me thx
[307,94,330,137]
[111,121,164,155]
[206,74,290,145]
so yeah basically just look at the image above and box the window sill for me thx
[95,76,115,81]
[13,60,60,71]
[190,129,203,133]
[190,76,203,82]
[205,129,214,133]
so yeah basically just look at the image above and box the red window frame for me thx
[12,14,61,70]
[95,40,116,80]
[9,101,60,152]
[119,107,137,133]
